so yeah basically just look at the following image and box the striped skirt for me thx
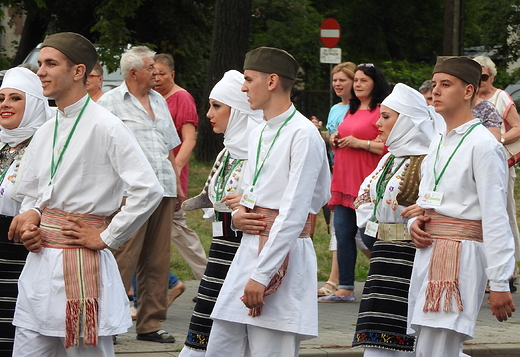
[184,212,242,351]
[353,240,416,352]
[0,215,27,356]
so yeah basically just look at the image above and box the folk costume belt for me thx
[422,209,483,313]
[249,206,311,317]
[377,223,411,241]
[40,208,106,348]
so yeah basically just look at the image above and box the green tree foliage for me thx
[465,0,520,63]
[311,0,444,64]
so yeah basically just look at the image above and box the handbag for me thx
[504,140,520,167]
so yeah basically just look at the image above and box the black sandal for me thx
[136,329,176,343]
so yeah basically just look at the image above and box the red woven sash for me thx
[422,209,483,312]
[40,208,106,348]
[248,206,311,317]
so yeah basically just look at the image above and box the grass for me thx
[170,157,369,282]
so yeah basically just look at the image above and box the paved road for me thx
[114,281,520,357]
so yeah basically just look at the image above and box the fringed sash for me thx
[40,208,106,348]
[248,206,311,317]
[422,209,483,312]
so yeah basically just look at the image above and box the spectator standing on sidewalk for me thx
[154,53,207,299]
[86,62,104,102]
[98,46,183,344]
[319,63,388,303]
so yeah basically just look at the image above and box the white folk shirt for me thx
[210,105,331,339]
[407,119,515,339]
[13,96,163,338]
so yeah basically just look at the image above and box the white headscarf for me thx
[382,83,443,157]
[209,70,263,159]
[0,67,52,147]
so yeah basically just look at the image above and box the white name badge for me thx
[365,221,379,238]
[240,192,257,209]
[421,191,443,206]
[213,201,232,213]
[212,221,224,237]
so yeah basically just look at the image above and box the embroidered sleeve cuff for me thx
[488,280,510,292]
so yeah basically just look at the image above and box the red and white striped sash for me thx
[41,208,106,348]
[423,209,483,312]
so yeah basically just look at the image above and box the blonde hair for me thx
[332,62,356,79]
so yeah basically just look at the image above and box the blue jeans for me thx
[131,272,180,307]
[334,205,361,290]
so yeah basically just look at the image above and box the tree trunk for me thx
[12,10,48,66]
[443,0,464,56]
[195,0,252,162]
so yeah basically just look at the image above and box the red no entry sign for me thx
[320,18,340,48]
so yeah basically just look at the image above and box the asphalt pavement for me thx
[113,280,520,357]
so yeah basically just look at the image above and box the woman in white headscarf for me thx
[178,70,262,357]
[0,66,51,355]
[352,83,441,356]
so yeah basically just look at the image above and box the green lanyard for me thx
[371,155,407,221]
[433,122,481,191]
[214,152,242,222]
[251,108,296,191]
[50,95,90,185]
[215,152,242,201]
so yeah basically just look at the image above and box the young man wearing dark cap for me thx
[408,56,516,356]
[205,47,330,357]
[8,32,163,356]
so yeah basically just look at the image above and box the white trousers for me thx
[172,209,208,280]
[364,346,415,356]
[178,345,206,357]
[13,327,114,357]
[415,327,465,357]
[205,320,301,357]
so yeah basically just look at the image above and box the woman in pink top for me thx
[319,64,389,302]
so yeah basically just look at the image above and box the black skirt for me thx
[0,215,28,356]
[352,240,416,352]
[184,212,242,351]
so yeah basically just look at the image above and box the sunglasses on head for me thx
[481,74,490,82]
[358,63,374,68]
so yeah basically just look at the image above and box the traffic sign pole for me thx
[320,18,341,112]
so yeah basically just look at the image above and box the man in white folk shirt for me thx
[8,32,163,356]
[97,45,184,344]
[408,56,516,357]
[205,47,331,357]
